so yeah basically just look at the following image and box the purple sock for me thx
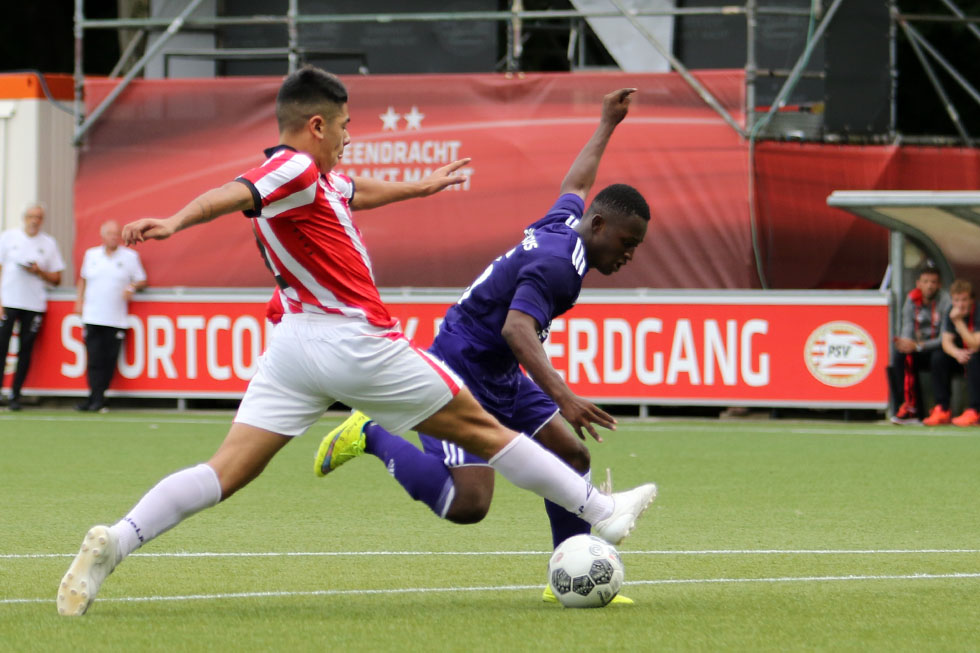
[364,422,456,518]
[544,499,591,549]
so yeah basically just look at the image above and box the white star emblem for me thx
[379,106,401,131]
[404,105,425,130]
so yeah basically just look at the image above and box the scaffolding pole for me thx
[71,3,980,147]
[74,0,209,145]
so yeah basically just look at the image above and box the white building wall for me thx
[0,96,76,276]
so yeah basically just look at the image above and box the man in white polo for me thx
[0,203,65,411]
[74,220,147,412]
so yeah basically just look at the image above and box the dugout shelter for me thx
[828,190,980,338]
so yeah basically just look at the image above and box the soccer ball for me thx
[547,534,625,608]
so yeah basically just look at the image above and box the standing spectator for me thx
[74,220,147,412]
[0,203,65,411]
[888,262,950,424]
[923,278,980,426]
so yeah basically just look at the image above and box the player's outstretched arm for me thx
[559,88,636,200]
[122,181,255,246]
[349,158,471,211]
[501,309,616,441]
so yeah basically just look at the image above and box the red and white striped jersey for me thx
[236,145,396,329]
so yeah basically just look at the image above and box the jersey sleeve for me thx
[524,194,586,231]
[47,237,66,273]
[941,310,954,334]
[236,152,320,218]
[129,250,148,283]
[509,254,580,329]
[899,298,915,339]
[328,171,355,202]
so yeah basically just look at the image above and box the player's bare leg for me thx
[58,424,290,616]
[315,394,655,542]
[416,389,656,545]
[442,466,495,524]
[207,423,292,498]
[413,388,514,460]
[534,417,595,543]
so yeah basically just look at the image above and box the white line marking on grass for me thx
[5,548,979,559]
[0,415,231,425]
[4,584,542,605]
[628,572,980,587]
[789,428,978,437]
[628,423,980,438]
[631,548,980,555]
[0,414,345,427]
[5,416,975,438]
[4,572,979,605]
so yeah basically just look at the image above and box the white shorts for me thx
[234,313,462,437]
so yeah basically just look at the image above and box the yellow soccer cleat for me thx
[542,584,635,605]
[315,411,371,477]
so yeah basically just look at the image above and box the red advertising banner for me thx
[76,73,980,294]
[6,291,887,408]
[77,72,756,291]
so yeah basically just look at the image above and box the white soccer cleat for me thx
[592,483,658,545]
[57,525,119,616]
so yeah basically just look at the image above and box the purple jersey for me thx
[432,194,587,380]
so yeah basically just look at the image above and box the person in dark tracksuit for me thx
[888,262,949,425]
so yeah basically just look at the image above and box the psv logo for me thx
[804,321,876,387]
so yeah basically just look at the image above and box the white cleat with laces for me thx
[57,525,119,616]
[592,483,658,546]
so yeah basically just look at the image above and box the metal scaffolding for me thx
[71,1,980,149]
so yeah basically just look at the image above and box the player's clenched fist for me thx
[602,88,636,126]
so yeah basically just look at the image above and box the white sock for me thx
[488,435,613,524]
[109,463,222,560]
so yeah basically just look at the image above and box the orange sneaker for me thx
[952,408,980,427]
[923,405,952,426]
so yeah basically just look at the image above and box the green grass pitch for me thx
[1,411,978,651]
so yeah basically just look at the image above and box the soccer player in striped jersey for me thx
[314,89,652,604]
[57,68,656,617]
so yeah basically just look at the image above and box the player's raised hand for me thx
[417,158,472,196]
[558,394,617,442]
[601,88,636,126]
[122,217,176,246]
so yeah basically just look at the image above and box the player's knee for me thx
[445,499,490,524]
[446,505,489,525]
[445,484,493,524]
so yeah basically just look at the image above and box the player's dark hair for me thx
[276,65,349,132]
[589,184,650,223]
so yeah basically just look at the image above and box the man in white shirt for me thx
[0,203,65,411]
[74,220,147,412]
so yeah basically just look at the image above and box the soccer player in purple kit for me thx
[57,70,655,618]
[315,88,651,604]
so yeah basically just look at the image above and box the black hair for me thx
[276,65,349,132]
[589,184,650,223]
[916,260,940,278]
